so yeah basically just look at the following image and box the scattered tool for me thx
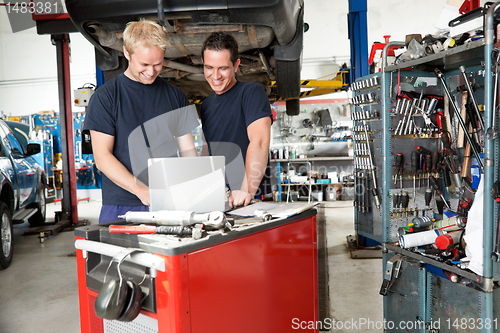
[109,224,205,239]
[254,209,272,222]
[119,210,229,230]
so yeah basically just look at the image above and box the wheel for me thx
[0,202,13,270]
[286,99,300,116]
[276,58,301,99]
[28,186,46,227]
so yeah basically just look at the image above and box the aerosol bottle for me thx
[435,215,466,231]
[399,229,444,249]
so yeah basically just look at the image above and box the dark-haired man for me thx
[200,32,272,207]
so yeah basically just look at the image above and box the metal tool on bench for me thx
[109,224,206,240]
[254,209,272,222]
[118,210,229,230]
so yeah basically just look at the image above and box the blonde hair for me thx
[123,19,168,54]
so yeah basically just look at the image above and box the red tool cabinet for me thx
[75,209,319,333]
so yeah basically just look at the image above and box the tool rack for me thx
[352,4,500,332]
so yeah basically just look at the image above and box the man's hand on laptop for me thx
[229,190,253,207]
[133,185,150,206]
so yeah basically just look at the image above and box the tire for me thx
[276,58,301,99]
[0,202,13,270]
[28,186,46,227]
[286,99,300,116]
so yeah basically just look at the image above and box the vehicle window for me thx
[0,122,25,155]
[10,127,29,152]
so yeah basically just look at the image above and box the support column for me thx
[52,33,79,225]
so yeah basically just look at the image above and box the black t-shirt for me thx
[84,74,199,205]
[200,81,272,196]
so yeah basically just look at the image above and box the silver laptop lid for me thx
[148,156,226,213]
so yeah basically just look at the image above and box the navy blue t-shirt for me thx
[84,74,199,206]
[200,81,272,196]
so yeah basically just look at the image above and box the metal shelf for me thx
[385,38,485,72]
[385,244,481,284]
[271,156,353,162]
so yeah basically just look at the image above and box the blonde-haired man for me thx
[84,20,198,223]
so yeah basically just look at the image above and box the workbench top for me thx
[75,208,317,256]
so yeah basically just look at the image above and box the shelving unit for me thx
[272,156,353,202]
[352,5,500,332]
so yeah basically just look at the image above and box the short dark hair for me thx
[201,32,239,64]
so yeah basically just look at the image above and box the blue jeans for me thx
[99,204,149,224]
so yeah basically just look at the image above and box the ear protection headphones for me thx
[94,249,146,322]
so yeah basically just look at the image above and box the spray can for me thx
[435,230,465,250]
[412,216,433,228]
[399,229,444,249]
[434,215,466,231]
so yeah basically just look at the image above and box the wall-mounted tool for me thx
[429,176,451,210]
[379,254,403,296]
[411,151,419,201]
[434,68,484,171]
[362,120,381,209]
[487,50,500,140]
[394,153,404,186]
[458,65,485,132]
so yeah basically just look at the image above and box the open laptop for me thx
[148,156,227,213]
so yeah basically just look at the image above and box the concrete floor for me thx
[0,200,383,333]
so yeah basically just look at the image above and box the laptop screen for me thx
[148,156,226,213]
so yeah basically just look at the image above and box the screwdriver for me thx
[425,154,432,182]
[393,192,401,211]
[425,188,433,207]
[417,146,430,187]
[429,176,451,210]
[401,191,409,217]
[417,153,423,188]
[431,150,439,177]
[411,151,419,201]
[394,153,404,185]
[416,145,432,155]
[442,165,452,193]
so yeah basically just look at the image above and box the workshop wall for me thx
[0,8,95,117]
[0,0,490,116]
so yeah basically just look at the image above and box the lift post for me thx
[52,33,79,226]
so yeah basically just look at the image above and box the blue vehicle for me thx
[0,120,47,270]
